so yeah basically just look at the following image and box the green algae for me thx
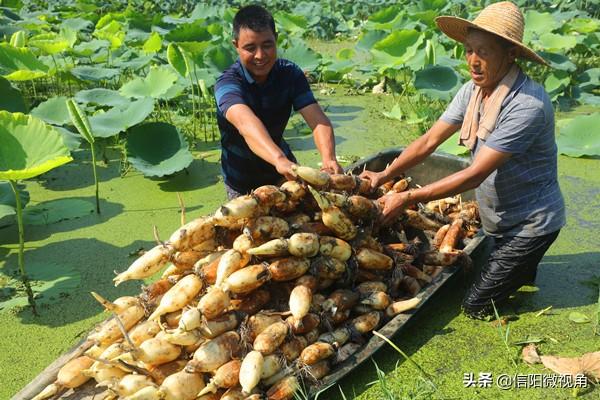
[0,89,599,400]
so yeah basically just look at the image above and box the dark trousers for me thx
[462,230,560,319]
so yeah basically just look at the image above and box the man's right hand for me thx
[275,157,298,181]
[359,170,389,191]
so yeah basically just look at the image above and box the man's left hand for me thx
[378,191,411,226]
[321,159,343,174]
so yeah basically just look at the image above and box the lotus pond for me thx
[1,1,599,399]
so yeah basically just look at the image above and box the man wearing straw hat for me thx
[361,2,565,319]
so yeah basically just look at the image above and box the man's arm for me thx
[361,119,461,188]
[379,145,512,225]
[298,103,342,174]
[225,103,296,180]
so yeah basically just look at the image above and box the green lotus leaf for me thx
[74,88,129,107]
[382,104,403,121]
[0,262,81,312]
[275,12,308,35]
[126,122,194,177]
[30,96,70,126]
[166,21,213,42]
[204,45,236,74]
[414,65,461,101]
[0,76,27,113]
[371,30,424,68]
[89,97,154,138]
[23,198,94,225]
[367,5,402,25]
[53,126,82,151]
[577,68,600,92]
[280,44,321,72]
[356,30,388,52]
[557,113,600,157]
[577,92,600,106]
[407,9,437,27]
[167,43,188,77]
[336,48,355,61]
[10,31,26,48]
[93,20,125,49]
[0,181,29,227]
[537,33,577,51]
[568,312,591,324]
[119,66,178,99]
[566,18,599,34]
[70,66,120,82]
[537,52,576,72]
[321,60,353,82]
[177,41,212,69]
[72,39,109,57]
[0,43,48,81]
[61,17,93,32]
[143,31,162,54]
[28,32,70,55]
[113,54,153,71]
[544,70,570,96]
[95,13,127,30]
[524,11,559,37]
[438,132,470,156]
[0,111,72,180]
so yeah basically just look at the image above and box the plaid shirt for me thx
[441,69,565,237]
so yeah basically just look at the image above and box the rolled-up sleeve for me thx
[291,65,317,111]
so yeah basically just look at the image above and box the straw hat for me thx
[435,1,547,65]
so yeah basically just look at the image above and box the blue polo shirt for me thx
[215,58,317,194]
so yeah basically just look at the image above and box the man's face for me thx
[233,27,277,84]
[464,30,515,93]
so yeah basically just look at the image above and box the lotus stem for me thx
[9,180,37,315]
[90,142,100,214]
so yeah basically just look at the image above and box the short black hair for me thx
[233,5,276,41]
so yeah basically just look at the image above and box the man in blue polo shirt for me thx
[215,5,342,199]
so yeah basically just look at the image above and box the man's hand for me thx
[321,159,343,174]
[274,157,298,181]
[359,170,389,191]
[378,191,411,226]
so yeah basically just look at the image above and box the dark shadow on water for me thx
[38,149,121,192]
[152,158,222,192]
[324,105,364,114]
[328,114,357,123]
[0,196,124,245]
[285,134,347,152]
[2,238,158,327]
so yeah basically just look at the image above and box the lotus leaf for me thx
[30,96,70,126]
[556,113,600,157]
[544,71,570,97]
[371,30,424,69]
[28,32,70,55]
[114,55,153,71]
[320,60,353,82]
[414,65,461,101]
[275,12,308,35]
[22,198,94,225]
[61,17,93,32]
[93,20,125,49]
[74,88,129,107]
[167,43,188,77]
[577,92,600,106]
[0,43,48,81]
[524,11,559,37]
[166,21,213,42]
[280,43,321,72]
[126,122,194,177]
[72,39,109,57]
[53,126,81,151]
[0,262,81,312]
[438,132,470,156]
[119,66,178,99]
[538,52,576,72]
[382,104,403,121]
[336,48,355,61]
[70,66,120,82]
[204,45,236,74]
[566,18,599,34]
[0,76,27,113]
[143,31,162,54]
[89,97,154,138]
[0,111,72,180]
[356,30,388,52]
[568,312,591,324]
[537,33,577,51]
[0,182,28,228]
[366,5,404,30]
[10,31,25,48]
[578,68,600,92]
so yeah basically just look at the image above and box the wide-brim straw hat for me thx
[435,1,548,65]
